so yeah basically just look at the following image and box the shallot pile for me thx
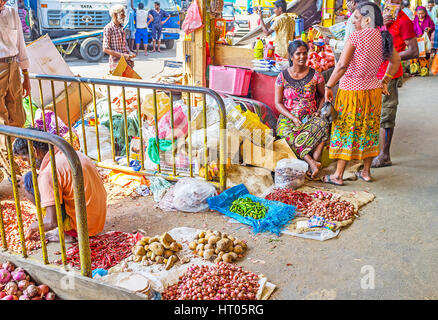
[54,231,136,270]
[1,202,41,253]
[162,262,260,300]
[0,261,55,300]
[310,190,333,200]
[303,199,356,221]
[265,189,313,209]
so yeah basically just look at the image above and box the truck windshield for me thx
[132,0,178,11]
[222,5,235,17]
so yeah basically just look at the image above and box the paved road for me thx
[67,46,179,81]
[8,54,436,300]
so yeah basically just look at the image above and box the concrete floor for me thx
[100,74,438,300]
[1,57,437,299]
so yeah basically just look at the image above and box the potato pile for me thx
[189,230,247,263]
[130,232,182,270]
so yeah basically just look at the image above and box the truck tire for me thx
[72,46,83,59]
[165,39,175,50]
[80,37,104,62]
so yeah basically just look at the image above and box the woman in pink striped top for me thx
[322,2,401,186]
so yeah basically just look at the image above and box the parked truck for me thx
[22,0,180,61]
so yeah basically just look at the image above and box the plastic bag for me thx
[424,32,431,53]
[417,36,426,58]
[207,184,296,235]
[431,53,438,75]
[157,185,177,212]
[173,178,217,212]
[190,122,220,150]
[141,91,171,122]
[22,97,38,127]
[148,176,173,202]
[157,105,188,140]
[147,137,172,164]
[227,103,274,147]
[181,0,203,35]
[76,125,113,161]
[274,158,308,189]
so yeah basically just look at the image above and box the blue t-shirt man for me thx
[148,1,170,51]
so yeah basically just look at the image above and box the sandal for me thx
[355,171,372,182]
[321,175,344,186]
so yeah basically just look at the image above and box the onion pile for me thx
[162,262,260,300]
[0,261,56,300]
[303,199,356,221]
[310,190,333,200]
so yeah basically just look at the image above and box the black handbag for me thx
[320,101,338,123]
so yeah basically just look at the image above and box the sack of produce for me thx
[173,178,217,212]
[274,158,308,190]
[207,184,295,235]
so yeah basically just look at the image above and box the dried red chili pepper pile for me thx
[265,189,313,209]
[56,231,136,270]
[1,201,41,253]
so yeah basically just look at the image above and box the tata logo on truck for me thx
[80,4,93,9]
[81,15,93,23]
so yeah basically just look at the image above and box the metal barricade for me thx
[0,126,92,277]
[29,74,228,192]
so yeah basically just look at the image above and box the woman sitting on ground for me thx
[275,40,330,178]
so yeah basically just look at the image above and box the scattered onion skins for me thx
[162,262,260,300]
[0,261,56,300]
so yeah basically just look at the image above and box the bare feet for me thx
[45,228,76,243]
[371,154,392,168]
[355,171,372,182]
[308,160,322,179]
[144,52,148,56]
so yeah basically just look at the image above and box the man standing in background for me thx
[372,0,419,168]
[430,0,438,55]
[149,2,170,53]
[328,0,369,54]
[259,0,295,59]
[135,2,153,56]
[0,0,30,179]
[103,5,136,73]
[401,0,415,20]
[249,6,261,32]
[126,2,136,51]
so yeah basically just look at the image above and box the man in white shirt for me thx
[401,0,414,20]
[0,0,30,178]
[135,2,153,55]
[328,0,369,54]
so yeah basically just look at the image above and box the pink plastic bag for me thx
[182,0,203,34]
[157,105,188,140]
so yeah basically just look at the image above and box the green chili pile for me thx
[229,198,268,220]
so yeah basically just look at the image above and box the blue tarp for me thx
[207,184,296,235]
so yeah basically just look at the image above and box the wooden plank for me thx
[0,251,147,300]
[213,45,254,68]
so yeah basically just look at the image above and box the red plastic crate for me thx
[209,65,253,96]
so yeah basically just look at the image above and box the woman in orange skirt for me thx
[322,2,401,186]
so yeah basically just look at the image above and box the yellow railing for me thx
[29,74,228,191]
[0,126,92,277]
